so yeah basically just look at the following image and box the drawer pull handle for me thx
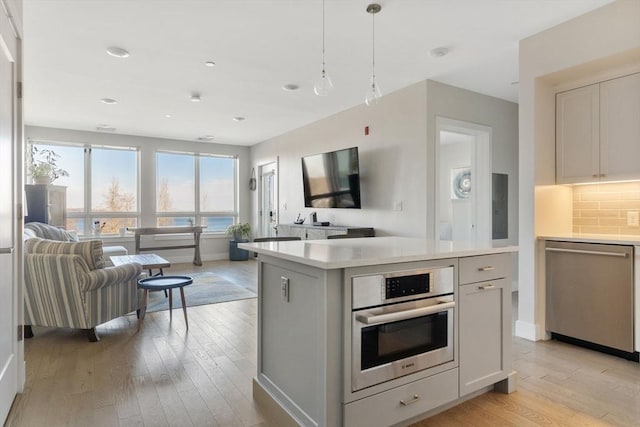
[478,266,494,272]
[400,394,420,406]
[479,283,495,290]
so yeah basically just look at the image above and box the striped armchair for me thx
[24,237,143,342]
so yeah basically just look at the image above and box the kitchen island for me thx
[239,236,518,427]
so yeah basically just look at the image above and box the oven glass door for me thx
[352,297,454,391]
[361,310,448,370]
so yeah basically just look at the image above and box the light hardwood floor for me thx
[6,260,640,427]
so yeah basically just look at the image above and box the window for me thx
[156,151,237,232]
[90,147,138,234]
[28,141,139,235]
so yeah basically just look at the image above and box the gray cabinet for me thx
[276,223,374,240]
[343,369,458,427]
[458,254,511,396]
[556,72,640,184]
[556,83,599,183]
[258,258,343,427]
[24,184,66,227]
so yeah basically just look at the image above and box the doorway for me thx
[259,161,277,237]
[435,117,492,245]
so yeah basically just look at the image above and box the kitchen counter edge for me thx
[238,238,518,270]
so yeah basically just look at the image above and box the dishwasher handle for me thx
[545,247,628,258]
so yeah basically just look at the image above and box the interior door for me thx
[259,162,276,237]
[436,118,492,245]
[0,8,18,423]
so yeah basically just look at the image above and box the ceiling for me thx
[23,0,613,147]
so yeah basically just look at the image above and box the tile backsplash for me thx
[572,182,640,235]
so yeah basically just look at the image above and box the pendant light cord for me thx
[321,0,326,72]
[372,11,376,81]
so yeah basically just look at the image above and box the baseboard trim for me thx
[252,378,300,427]
[515,320,547,341]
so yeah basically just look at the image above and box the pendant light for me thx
[365,3,382,106]
[313,0,333,96]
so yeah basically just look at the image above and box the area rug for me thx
[142,272,256,313]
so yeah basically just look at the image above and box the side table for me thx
[137,275,193,330]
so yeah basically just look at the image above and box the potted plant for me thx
[28,146,69,184]
[226,223,251,261]
[226,223,251,241]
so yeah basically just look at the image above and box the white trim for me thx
[515,320,548,341]
[435,117,492,245]
[258,159,278,238]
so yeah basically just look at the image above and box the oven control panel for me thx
[385,274,429,299]
[352,266,453,309]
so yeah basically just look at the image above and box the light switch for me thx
[627,211,639,227]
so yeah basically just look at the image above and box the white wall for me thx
[251,81,429,237]
[518,0,640,340]
[425,80,519,245]
[250,79,519,248]
[25,125,252,262]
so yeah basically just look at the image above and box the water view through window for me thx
[29,142,237,235]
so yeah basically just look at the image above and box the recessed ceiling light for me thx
[106,46,130,58]
[100,98,117,104]
[165,114,172,118]
[430,47,449,58]
[197,135,214,141]
[233,116,246,122]
[191,93,201,102]
[282,84,300,91]
[205,61,216,67]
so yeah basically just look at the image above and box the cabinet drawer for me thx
[459,254,509,284]
[343,369,458,427]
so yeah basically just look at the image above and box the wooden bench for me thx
[127,226,204,266]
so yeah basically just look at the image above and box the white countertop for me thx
[538,234,640,245]
[239,236,518,269]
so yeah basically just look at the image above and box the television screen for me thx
[302,147,361,209]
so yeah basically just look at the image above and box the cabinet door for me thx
[305,228,327,240]
[459,278,510,396]
[277,225,303,239]
[556,84,600,184]
[600,73,640,181]
[260,262,324,424]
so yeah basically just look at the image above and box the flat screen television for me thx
[302,146,361,209]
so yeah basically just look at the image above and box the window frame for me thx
[27,139,141,236]
[155,150,238,234]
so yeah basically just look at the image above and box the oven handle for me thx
[355,301,455,325]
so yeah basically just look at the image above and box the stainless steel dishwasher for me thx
[545,240,637,359]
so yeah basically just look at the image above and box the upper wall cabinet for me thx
[556,72,640,184]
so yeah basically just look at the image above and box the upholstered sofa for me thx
[24,237,143,342]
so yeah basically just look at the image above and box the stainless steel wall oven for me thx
[351,266,455,392]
